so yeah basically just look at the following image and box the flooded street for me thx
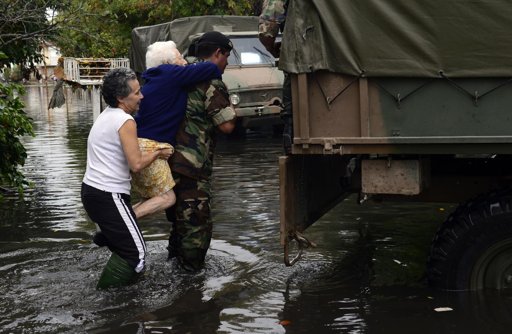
[2,85,512,333]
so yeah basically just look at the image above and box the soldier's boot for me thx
[166,218,180,261]
[166,207,179,260]
[177,248,207,272]
[96,252,140,289]
[167,232,180,260]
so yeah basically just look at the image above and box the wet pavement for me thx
[1,85,512,333]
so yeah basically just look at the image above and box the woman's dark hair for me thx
[101,68,137,107]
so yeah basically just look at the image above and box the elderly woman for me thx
[81,68,173,289]
[131,41,221,219]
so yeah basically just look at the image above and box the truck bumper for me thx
[235,105,282,128]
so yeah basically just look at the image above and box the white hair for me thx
[145,41,178,69]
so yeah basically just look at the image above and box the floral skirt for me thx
[131,138,175,198]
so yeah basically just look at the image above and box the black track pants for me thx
[81,183,146,273]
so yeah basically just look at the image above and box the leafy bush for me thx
[0,82,35,195]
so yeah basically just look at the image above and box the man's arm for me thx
[258,0,286,57]
[205,79,237,134]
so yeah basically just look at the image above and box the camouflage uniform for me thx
[259,0,293,154]
[167,57,236,271]
[258,0,287,39]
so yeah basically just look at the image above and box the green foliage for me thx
[0,0,60,195]
[171,0,254,17]
[0,0,64,66]
[56,0,175,57]
[56,0,262,58]
[0,82,35,194]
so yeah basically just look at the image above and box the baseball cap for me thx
[197,31,233,51]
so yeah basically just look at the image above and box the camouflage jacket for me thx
[171,58,236,181]
[258,0,288,38]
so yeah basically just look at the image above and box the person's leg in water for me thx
[166,175,212,271]
[133,189,176,219]
[81,183,147,289]
[282,71,293,155]
[95,190,175,246]
[93,224,108,247]
[166,204,179,260]
[166,175,181,260]
[95,194,147,289]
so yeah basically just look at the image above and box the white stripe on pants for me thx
[112,193,146,273]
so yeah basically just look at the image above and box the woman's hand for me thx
[158,148,173,160]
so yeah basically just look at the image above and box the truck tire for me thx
[427,188,512,290]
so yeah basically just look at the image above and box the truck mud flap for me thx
[279,155,355,265]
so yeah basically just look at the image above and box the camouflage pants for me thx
[165,174,211,271]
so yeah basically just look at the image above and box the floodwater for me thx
[2,85,512,333]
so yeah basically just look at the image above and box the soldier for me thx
[166,31,237,271]
[258,0,292,154]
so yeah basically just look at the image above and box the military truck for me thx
[130,16,283,132]
[279,1,512,291]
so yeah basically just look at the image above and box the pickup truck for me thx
[130,16,283,132]
[279,0,512,291]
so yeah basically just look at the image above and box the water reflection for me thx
[1,85,512,333]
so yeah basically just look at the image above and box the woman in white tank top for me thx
[81,68,173,289]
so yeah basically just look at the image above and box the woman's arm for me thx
[170,62,221,86]
[119,119,172,172]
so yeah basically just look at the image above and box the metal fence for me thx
[63,58,130,85]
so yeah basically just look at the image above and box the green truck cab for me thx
[279,1,512,290]
[130,16,283,131]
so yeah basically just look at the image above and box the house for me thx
[37,40,61,80]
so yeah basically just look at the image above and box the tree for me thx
[56,0,263,58]
[0,0,67,194]
[0,0,69,66]
[0,83,34,194]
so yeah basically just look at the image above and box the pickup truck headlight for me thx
[230,93,240,106]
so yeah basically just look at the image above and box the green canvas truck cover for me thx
[130,15,258,73]
[280,0,512,77]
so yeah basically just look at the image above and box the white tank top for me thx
[83,107,134,194]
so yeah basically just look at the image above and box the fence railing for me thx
[63,58,130,85]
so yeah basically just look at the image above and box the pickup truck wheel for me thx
[427,189,512,290]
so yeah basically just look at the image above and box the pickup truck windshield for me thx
[228,36,276,66]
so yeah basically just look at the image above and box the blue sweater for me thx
[135,62,221,145]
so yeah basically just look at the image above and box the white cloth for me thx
[83,107,134,194]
